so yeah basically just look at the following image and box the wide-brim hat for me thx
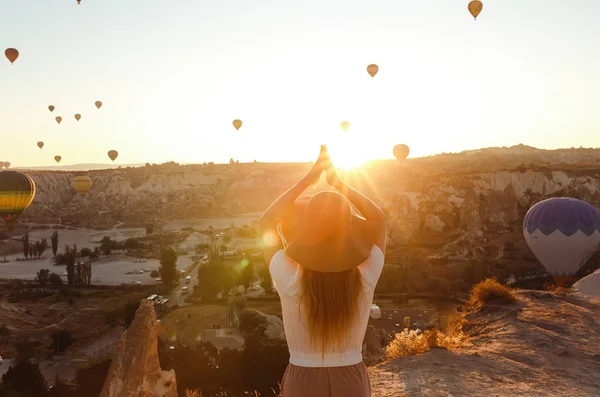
[282,190,374,273]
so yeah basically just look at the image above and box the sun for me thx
[326,141,365,170]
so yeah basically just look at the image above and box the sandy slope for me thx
[370,290,600,397]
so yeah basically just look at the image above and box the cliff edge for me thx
[370,290,600,397]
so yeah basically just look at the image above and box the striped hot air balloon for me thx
[71,176,93,195]
[523,197,600,285]
[0,171,36,231]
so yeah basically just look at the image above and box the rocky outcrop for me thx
[370,290,600,397]
[99,300,178,397]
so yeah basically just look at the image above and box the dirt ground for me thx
[370,290,600,397]
[0,285,145,360]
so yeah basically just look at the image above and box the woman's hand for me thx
[325,160,342,189]
[303,145,329,186]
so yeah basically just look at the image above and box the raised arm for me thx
[259,146,328,265]
[325,157,386,254]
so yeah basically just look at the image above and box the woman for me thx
[259,145,386,397]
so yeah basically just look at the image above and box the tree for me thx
[258,266,273,293]
[29,243,37,260]
[51,230,59,257]
[0,359,47,397]
[22,231,29,259]
[37,238,49,258]
[123,299,141,329]
[49,273,63,288]
[50,330,74,355]
[240,257,254,292]
[100,236,112,255]
[65,245,76,285]
[159,246,178,287]
[150,270,159,278]
[36,269,50,286]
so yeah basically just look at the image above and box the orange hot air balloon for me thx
[74,113,81,121]
[48,105,55,112]
[55,116,62,124]
[54,156,62,164]
[95,101,102,109]
[468,0,483,19]
[367,64,379,78]
[232,119,242,130]
[71,176,93,195]
[37,142,44,149]
[77,0,81,4]
[107,150,118,162]
[340,121,350,132]
[5,48,19,64]
[393,144,410,162]
[0,171,36,231]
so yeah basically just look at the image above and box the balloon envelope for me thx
[48,105,55,112]
[37,142,44,149]
[367,64,379,78]
[95,101,102,109]
[468,0,483,19]
[55,116,62,124]
[54,156,62,163]
[340,121,350,132]
[108,150,118,162]
[0,171,36,231]
[5,48,19,64]
[232,119,242,130]
[71,176,93,195]
[523,197,600,284]
[74,113,81,121]
[393,144,410,162]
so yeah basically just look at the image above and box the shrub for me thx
[468,278,516,307]
[385,326,466,360]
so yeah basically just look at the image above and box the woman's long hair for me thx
[299,267,364,356]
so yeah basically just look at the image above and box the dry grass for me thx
[385,314,467,360]
[468,278,516,307]
[185,388,280,397]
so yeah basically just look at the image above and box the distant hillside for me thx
[13,163,146,171]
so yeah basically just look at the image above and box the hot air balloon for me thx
[367,64,379,78]
[0,171,36,231]
[468,0,483,19]
[37,142,44,149]
[523,197,600,285]
[340,121,350,132]
[54,156,62,164]
[74,113,81,121]
[95,101,102,109]
[108,150,118,162]
[393,144,410,162]
[5,48,19,64]
[48,105,55,112]
[77,0,81,4]
[232,119,242,130]
[55,116,62,124]
[71,176,93,195]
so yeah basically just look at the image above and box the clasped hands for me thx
[304,145,341,188]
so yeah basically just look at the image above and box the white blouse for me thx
[269,245,384,367]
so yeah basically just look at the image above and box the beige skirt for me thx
[281,362,371,397]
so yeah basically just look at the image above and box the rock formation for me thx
[99,300,178,397]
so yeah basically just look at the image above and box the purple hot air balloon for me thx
[523,197,600,285]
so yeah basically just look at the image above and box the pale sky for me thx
[1,0,600,167]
